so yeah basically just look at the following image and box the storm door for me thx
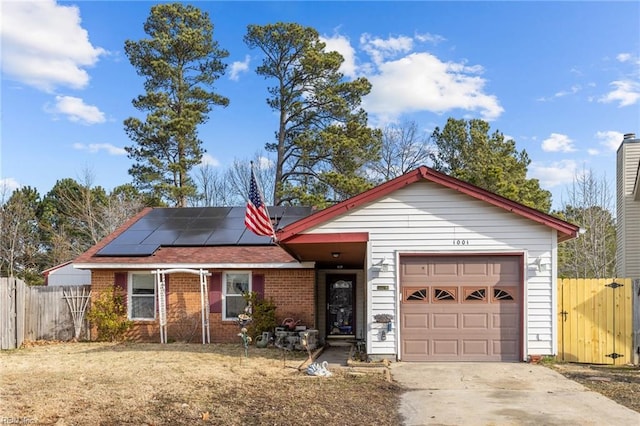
[326,274,356,336]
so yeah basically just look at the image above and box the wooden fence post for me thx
[633,279,640,366]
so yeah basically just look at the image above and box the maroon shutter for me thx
[114,272,127,292]
[253,274,265,300]
[209,272,222,313]
[164,274,170,294]
[114,272,127,308]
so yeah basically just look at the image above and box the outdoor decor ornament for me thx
[238,326,252,358]
[237,307,253,358]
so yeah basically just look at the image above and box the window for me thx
[464,287,487,302]
[493,288,515,302]
[223,272,251,320]
[433,287,457,302]
[403,287,428,303]
[130,273,155,320]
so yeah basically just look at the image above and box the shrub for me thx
[243,291,277,341]
[87,286,133,341]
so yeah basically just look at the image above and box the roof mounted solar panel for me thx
[95,205,315,256]
[96,244,160,256]
[173,229,215,245]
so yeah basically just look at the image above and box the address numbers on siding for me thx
[453,239,470,246]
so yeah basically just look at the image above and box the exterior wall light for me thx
[372,257,390,272]
[529,257,551,272]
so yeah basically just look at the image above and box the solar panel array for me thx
[96,206,313,257]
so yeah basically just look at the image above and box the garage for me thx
[400,255,522,362]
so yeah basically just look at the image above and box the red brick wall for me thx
[90,268,316,343]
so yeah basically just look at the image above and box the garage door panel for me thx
[400,255,522,362]
[403,313,429,328]
[462,313,488,328]
[432,313,457,328]
[432,340,458,356]
[461,262,489,276]
[493,339,518,356]
[403,339,429,359]
[492,312,519,329]
[432,261,458,278]
[462,340,488,355]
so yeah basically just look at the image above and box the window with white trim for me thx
[130,272,155,320]
[223,271,251,320]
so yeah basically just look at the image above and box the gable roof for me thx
[73,206,313,268]
[277,166,580,243]
[94,206,312,257]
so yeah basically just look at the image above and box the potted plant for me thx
[373,313,393,323]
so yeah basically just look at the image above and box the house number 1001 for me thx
[453,239,469,245]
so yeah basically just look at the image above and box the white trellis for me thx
[62,286,92,340]
[151,269,211,344]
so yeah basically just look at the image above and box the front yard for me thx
[0,342,401,425]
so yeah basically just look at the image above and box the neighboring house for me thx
[74,166,579,362]
[616,132,640,278]
[43,261,91,286]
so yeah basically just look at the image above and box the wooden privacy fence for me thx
[0,277,91,350]
[557,278,638,365]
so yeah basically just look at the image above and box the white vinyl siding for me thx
[616,139,640,278]
[306,181,556,360]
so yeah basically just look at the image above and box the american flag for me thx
[245,168,275,237]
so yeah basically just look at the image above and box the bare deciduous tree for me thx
[557,168,616,278]
[191,152,275,207]
[370,121,433,181]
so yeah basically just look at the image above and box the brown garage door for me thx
[400,255,522,362]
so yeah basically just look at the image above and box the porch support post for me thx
[154,269,168,344]
[200,269,210,344]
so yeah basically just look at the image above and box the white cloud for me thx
[229,55,250,81]
[616,53,632,63]
[0,0,106,92]
[587,148,599,156]
[529,160,578,188]
[541,133,576,153]
[599,80,640,107]
[256,156,274,169]
[73,143,126,155]
[415,32,446,44]
[200,153,220,167]
[595,130,624,151]
[49,96,105,124]
[360,33,414,65]
[0,178,21,193]
[363,52,503,122]
[321,34,358,78]
[554,85,581,98]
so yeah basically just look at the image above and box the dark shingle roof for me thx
[95,206,313,257]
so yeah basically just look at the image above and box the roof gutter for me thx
[74,261,316,270]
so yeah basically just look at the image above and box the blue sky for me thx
[1,0,639,210]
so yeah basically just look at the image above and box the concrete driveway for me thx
[390,362,640,426]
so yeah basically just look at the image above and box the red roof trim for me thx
[282,232,369,244]
[278,166,579,242]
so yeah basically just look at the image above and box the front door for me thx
[326,274,356,336]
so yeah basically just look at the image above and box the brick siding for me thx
[90,268,315,343]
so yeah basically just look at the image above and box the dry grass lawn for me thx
[0,342,402,425]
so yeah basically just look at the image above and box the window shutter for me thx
[114,272,127,308]
[209,272,222,313]
[114,272,127,292]
[253,274,265,300]
[164,274,170,294]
